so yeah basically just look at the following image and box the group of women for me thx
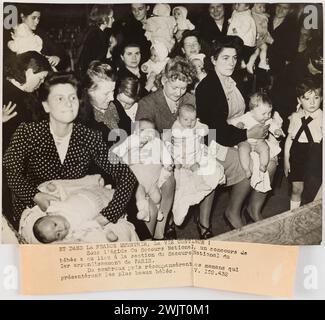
[2,3,323,242]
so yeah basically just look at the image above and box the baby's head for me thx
[249,92,273,124]
[33,215,70,243]
[178,104,197,129]
[153,3,171,17]
[136,118,157,142]
[172,6,187,21]
[150,41,169,63]
[296,78,322,113]
[235,3,251,12]
[190,54,206,76]
[252,3,266,14]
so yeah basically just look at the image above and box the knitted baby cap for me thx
[153,3,171,17]
[172,6,188,19]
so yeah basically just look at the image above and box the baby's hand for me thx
[190,163,200,172]
[236,122,245,129]
[141,63,149,73]
[95,214,109,227]
[274,129,285,138]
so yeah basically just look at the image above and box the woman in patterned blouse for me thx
[3,72,137,230]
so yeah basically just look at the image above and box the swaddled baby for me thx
[33,180,117,243]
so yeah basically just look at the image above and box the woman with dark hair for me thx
[3,51,51,150]
[76,4,115,77]
[196,35,277,232]
[3,72,137,231]
[2,51,51,227]
[5,4,69,70]
[116,43,152,98]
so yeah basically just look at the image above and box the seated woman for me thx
[3,72,137,234]
[116,43,154,98]
[2,51,51,227]
[196,35,278,230]
[136,56,207,240]
[82,62,152,240]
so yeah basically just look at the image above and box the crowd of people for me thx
[2,3,323,244]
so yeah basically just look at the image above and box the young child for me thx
[172,6,195,42]
[8,22,43,54]
[143,3,176,52]
[246,3,274,73]
[167,104,225,226]
[113,119,174,223]
[141,41,169,91]
[227,3,257,67]
[229,92,284,178]
[284,78,323,210]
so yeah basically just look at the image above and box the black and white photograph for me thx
[1,2,323,245]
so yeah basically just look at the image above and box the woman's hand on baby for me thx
[247,124,270,139]
[33,192,60,212]
[2,101,17,123]
[95,214,109,226]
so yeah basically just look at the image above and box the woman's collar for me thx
[8,78,27,92]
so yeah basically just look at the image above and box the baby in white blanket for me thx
[23,175,139,244]
[166,104,225,225]
[113,119,174,223]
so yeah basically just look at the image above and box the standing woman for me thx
[6,4,68,70]
[76,4,115,77]
[268,3,300,77]
[3,72,137,231]
[122,3,151,63]
[197,3,229,45]
[196,36,277,231]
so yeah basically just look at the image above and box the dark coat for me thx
[268,15,300,76]
[197,15,229,45]
[195,71,247,147]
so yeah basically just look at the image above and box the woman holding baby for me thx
[196,35,279,230]
[3,72,137,233]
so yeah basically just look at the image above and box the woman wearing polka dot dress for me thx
[3,72,137,231]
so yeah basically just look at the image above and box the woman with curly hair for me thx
[135,56,199,240]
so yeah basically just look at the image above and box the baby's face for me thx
[173,8,182,20]
[178,110,197,128]
[235,3,250,12]
[150,47,159,63]
[38,215,70,242]
[138,121,156,142]
[298,89,322,114]
[191,58,204,74]
[251,103,272,124]
[253,3,266,14]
